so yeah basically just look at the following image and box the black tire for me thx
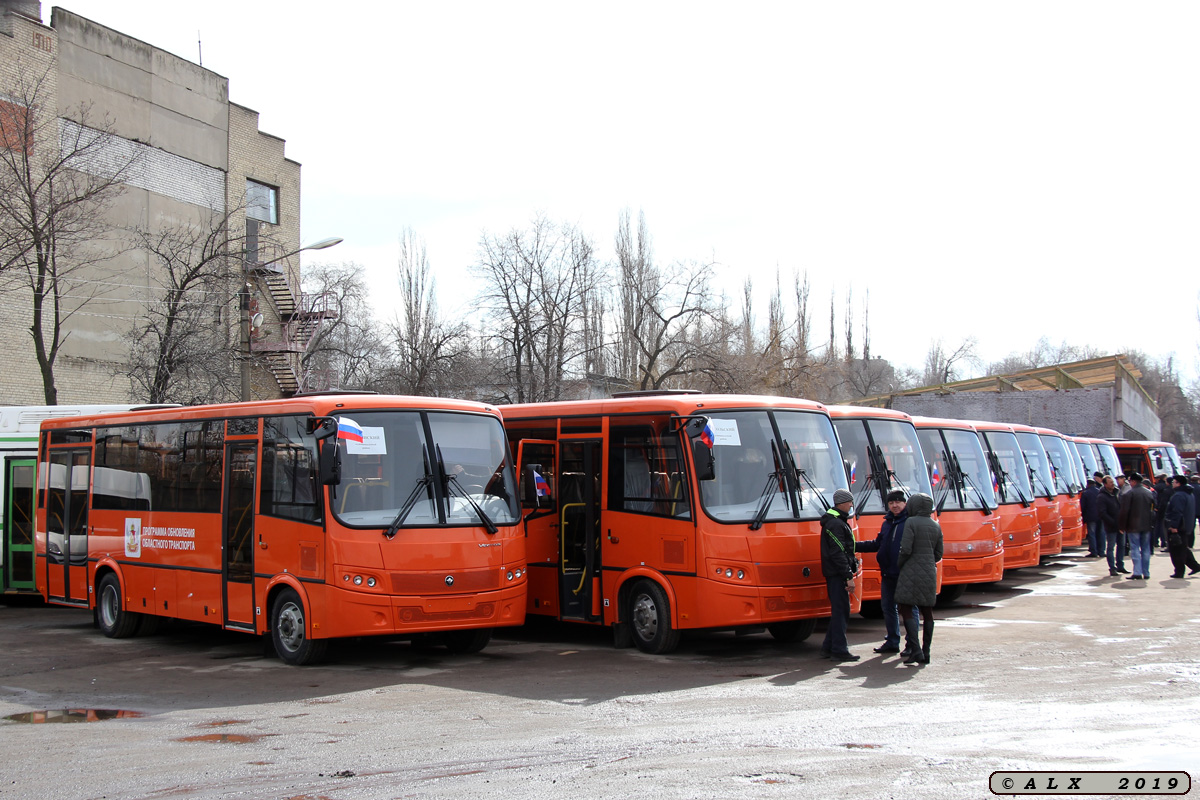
[96,573,140,639]
[442,628,493,654]
[270,588,328,666]
[936,583,967,606]
[767,618,818,643]
[627,580,681,654]
[858,599,884,619]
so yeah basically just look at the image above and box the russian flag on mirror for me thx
[533,470,550,497]
[700,422,715,448]
[337,417,364,443]
[931,463,941,485]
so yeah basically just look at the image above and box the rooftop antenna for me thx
[197,30,203,66]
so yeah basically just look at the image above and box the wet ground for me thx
[0,549,1197,799]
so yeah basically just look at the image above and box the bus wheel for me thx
[443,628,492,654]
[936,583,967,606]
[628,580,681,655]
[270,588,327,666]
[96,574,140,639]
[136,614,162,637]
[767,618,818,643]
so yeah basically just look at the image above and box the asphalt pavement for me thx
[0,548,1196,799]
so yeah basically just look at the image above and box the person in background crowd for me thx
[1117,473,1131,497]
[855,489,917,656]
[894,493,943,666]
[1080,473,1103,558]
[819,488,860,662]
[1165,475,1200,579]
[1118,473,1156,580]
[1154,473,1172,551]
[1098,475,1126,576]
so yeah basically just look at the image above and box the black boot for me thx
[921,615,934,665]
[902,615,922,665]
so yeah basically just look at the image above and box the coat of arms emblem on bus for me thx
[125,518,141,558]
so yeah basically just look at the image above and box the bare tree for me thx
[922,337,981,386]
[122,209,241,404]
[473,216,597,402]
[0,61,141,403]
[299,261,387,392]
[384,230,468,396]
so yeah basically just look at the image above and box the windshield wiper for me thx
[750,441,787,531]
[952,453,992,515]
[1028,466,1054,499]
[384,446,434,539]
[783,438,829,513]
[437,445,498,535]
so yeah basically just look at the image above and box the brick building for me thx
[0,2,313,404]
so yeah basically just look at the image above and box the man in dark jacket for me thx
[1098,475,1125,576]
[1154,474,1173,550]
[855,489,911,655]
[1164,475,1200,578]
[1080,475,1103,557]
[1118,473,1156,580]
[820,488,859,662]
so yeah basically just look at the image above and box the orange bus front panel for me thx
[1034,497,1063,556]
[938,512,1004,586]
[1060,495,1084,548]
[998,504,1040,569]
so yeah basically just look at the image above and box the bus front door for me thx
[4,458,36,592]
[44,449,90,605]
[558,440,601,622]
[222,444,257,630]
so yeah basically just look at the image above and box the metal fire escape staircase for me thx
[249,261,335,396]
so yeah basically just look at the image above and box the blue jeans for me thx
[822,577,851,656]
[879,574,918,648]
[1106,529,1125,572]
[1086,521,1104,556]
[1127,531,1152,577]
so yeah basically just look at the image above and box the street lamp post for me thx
[240,236,343,401]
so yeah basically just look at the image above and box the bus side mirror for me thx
[692,440,715,481]
[319,438,341,486]
[308,416,337,440]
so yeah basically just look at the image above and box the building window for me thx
[246,179,278,224]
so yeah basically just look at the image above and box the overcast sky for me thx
[56,1,1200,383]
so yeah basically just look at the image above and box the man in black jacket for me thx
[1080,475,1103,557]
[1164,475,1200,579]
[1098,475,1125,576]
[820,488,860,662]
[1154,474,1173,550]
[1118,473,1156,580]
[855,489,912,654]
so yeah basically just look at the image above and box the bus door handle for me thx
[258,534,267,550]
[607,529,618,544]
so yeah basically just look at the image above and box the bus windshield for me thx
[981,430,1035,505]
[917,428,995,512]
[1148,446,1184,478]
[835,418,932,515]
[1074,440,1099,482]
[1039,435,1078,495]
[1015,431,1056,498]
[698,410,846,524]
[1093,442,1122,479]
[332,411,519,529]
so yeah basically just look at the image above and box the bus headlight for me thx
[353,575,363,585]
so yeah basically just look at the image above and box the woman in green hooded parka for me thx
[894,492,943,665]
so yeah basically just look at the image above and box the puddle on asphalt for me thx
[841,743,882,749]
[4,709,144,724]
[176,733,273,744]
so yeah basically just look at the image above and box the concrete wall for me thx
[888,385,1161,439]
[0,6,301,404]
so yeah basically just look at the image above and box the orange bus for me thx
[1079,437,1123,482]
[912,416,1003,601]
[828,406,936,603]
[36,394,526,665]
[972,421,1041,569]
[1068,436,1099,485]
[1008,423,1063,558]
[1112,440,1185,481]
[1037,427,1084,548]
[499,393,853,654]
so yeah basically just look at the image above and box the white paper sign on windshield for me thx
[347,427,387,455]
[708,418,741,446]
